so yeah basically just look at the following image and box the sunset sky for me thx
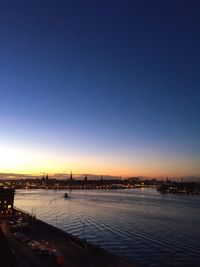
[0,1,200,178]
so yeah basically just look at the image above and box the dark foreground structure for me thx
[0,227,17,267]
[0,187,15,216]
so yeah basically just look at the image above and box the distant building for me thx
[0,188,15,216]
[69,171,73,181]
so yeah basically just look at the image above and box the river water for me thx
[15,188,200,267]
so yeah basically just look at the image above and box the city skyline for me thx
[1,1,200,178]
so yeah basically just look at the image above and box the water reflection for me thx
[15,188,200,267]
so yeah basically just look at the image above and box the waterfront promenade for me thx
[0,210,137,267]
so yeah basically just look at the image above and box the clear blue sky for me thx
[0,0,200,177]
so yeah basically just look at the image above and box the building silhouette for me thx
[0,188,15,216]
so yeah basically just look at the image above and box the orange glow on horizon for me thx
[0,142,199,178]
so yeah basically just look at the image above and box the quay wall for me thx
[14,207,137,267]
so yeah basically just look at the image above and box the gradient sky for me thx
[0,0,200,177]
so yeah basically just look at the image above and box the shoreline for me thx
[7,207,137,267]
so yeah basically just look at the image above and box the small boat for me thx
[64,193,69,198]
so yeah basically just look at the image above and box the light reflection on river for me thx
[15,188,200,267]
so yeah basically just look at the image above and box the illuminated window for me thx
[4,200,7,204]
[8,205,12,209]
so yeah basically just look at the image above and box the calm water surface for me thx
[15,188,200,267]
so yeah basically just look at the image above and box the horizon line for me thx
[0,172,199,180]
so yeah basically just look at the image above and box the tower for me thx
[69,171,73,181]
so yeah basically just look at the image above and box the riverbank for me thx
[13,188,200,267]
[157,182,200,194]
[1,208,137,267]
